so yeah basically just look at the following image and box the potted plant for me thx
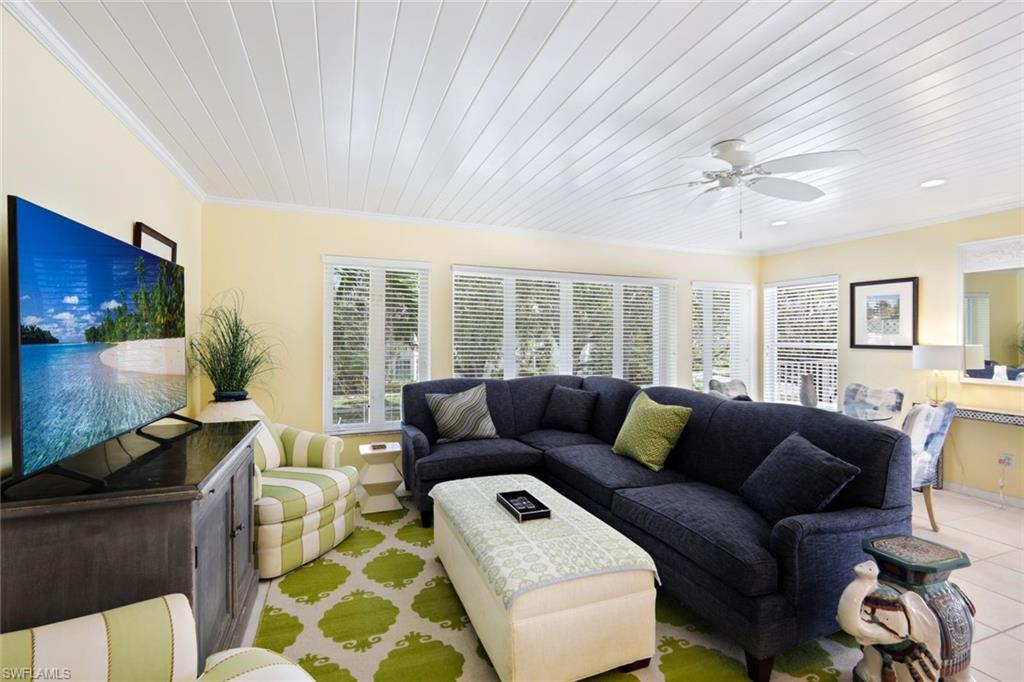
[190,293,275,403]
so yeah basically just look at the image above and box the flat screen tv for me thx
[7,197,187,479]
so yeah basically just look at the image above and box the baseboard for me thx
[942,482,1024,509]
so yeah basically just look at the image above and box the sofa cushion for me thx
[417,438,543,481]
[541,385,598,433]
[612,392,692,471]
[580,376,639,444]
[256,466,360,525]
[740,432,861,524]
[689,399,910,510]
[518,429,603,451]
[402,378,517,442]
[426,383,500,443]
[612,482,778,597]
[544,444,689,508]
[507,375,584,435]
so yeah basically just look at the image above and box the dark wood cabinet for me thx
[1,421,260,669]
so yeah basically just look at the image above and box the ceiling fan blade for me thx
[678,155,732,172]
[686,186,728,212]
[615,180,706,201]
[747,176,824,202]
[757,149,862,173]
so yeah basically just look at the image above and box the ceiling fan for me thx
[617,139,862,211]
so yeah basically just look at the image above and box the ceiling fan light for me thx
[920,179,946,188]
[770,220,788,227]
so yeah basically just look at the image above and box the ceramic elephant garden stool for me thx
[837,535,975,682]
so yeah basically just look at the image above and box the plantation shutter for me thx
[691,282,753,392]
[324,257,430,433]
[963,294,991,361]
[452,266,677,385]
[763,275,839,408]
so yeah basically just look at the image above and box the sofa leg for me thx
[619,657,651,672]
[744,651,774,682]
[421,510,433,528]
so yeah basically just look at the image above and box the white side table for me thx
[357,442,403,513]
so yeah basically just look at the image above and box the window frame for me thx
[762,274,840,409]
[322,255,431,435]
[690,280,757,396]
[451,265,677,386]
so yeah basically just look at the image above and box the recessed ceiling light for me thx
[770,220,788,227]
[920,179,946,188]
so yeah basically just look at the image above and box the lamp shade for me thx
[963,344,985,370]
[912,345,962,370]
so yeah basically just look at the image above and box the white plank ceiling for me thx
[16,0,1024,253]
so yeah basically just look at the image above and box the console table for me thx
[954,405,1024,428]
[0,420,260,670]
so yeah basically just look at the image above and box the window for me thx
[324,256,430,433]
[964,293,991,360]
[691,282,754,393]
[763,275,839,408]
[452,266,676,385]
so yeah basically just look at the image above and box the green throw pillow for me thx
[612,392,692,471]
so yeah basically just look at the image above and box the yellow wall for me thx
[964,269,1023,366]
[761,209,1024,500]
[201,201,760,468]
[0,10,203,474]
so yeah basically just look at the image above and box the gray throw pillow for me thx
[739,432,861,524]
[426,383,499,443]
[541,385,599,433]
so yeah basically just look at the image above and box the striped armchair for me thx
[0,594,310,681]
[253,420,359,578]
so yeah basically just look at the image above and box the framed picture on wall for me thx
[850,277,918,350]
[133,222,177,263]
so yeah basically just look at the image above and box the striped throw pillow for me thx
[426,383,499,443]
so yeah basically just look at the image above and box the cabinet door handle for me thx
[231,522,245,538]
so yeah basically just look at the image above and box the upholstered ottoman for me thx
[431,474,656,682]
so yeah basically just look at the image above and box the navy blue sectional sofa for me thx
[401,375,911,681]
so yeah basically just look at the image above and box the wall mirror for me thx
[959,235,1024,387]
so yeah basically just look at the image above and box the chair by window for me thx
[901,401,956,532]
[841,383,904,421]
[708,377,751,401]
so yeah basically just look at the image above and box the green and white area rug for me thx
[253,502,861,681]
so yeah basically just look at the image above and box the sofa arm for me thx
[0,594,198,681]
[401,424,430,490]
[276,425,344,468]
[770,505,912,641]
[201,648,313,681]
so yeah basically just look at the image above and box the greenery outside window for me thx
[452,266,676,386]
[323,256,430,434]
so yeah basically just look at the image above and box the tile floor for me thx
[913,489,1024,681]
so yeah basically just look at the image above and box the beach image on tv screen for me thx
[14,199,186,476]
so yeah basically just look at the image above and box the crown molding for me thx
[761,200,1024,257]
[4,0,207,201]
[203,195,755,258]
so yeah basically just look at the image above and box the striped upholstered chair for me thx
[0,594,311,681]
[253,420,359,578]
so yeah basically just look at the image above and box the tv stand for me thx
[135,412,203,445]
[1,421,259,669]
[0,464,107,495]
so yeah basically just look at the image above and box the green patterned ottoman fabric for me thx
[256,466,360,525]
[612,391,692,471]
[426,383,499,443]
[430,474,658,606]
[254,501,861,682]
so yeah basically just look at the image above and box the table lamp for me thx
[912,345,962,404]
[963,344,985,372]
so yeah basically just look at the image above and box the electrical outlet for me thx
[998,454,1016,468]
